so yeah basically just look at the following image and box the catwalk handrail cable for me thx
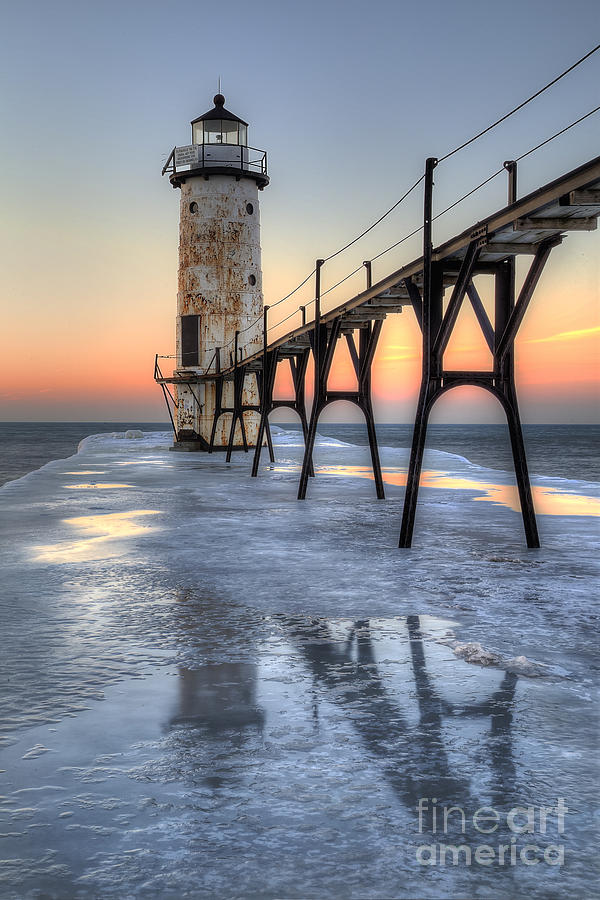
[252,101,600,350]
[211,150,600,374]
[513,105,600,164]
[434,105,600,224]
[218,173,425,351]
[155,146,599,390]
[223,51,599,355]
[234,47,597,348]
[269,103,600,343]
[186,99,600,363]
[321,175,426,263]
[313,103,600,309]
[437,42,599,163]
[278,42,599,284]
[216,47,599,357]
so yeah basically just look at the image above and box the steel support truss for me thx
[207,367,267,462]
[399,158,561,548]
[297,314,385,501]
[154,356,208,446]
[251,346,312,477]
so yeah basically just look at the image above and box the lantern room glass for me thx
[192,120,248,146]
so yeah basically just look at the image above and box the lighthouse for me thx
[163,94,269,450]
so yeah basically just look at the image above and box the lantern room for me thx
[191,94,248,146]
[165,94,268,192]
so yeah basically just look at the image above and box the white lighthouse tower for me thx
[164,93,269,450]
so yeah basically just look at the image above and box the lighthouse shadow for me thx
[164,663,265,790]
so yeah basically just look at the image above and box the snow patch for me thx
[433,635,553,677]
[77,431,172,455]
[451,641,500,667]
[21,744,54,760]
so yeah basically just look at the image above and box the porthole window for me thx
[248,274,257,286]
[246,202,254,215]
[189,201,199,214]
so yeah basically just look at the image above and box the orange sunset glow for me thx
[1,9,598,426]
[267,232,599,425]
[2,230,597,423]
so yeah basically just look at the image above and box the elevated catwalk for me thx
[156,155,600,547]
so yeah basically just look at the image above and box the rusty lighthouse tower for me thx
[161,93,269,450]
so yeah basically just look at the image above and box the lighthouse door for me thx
[181,314,200,366]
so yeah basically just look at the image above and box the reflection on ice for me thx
[0,595,594,900]
[63,483,134,489]
[169,665,265,733]
[424,473,600,517]
[313,465,600,516]
[34,510,160,562]
[115,459,173,467]
[159,609,524,821]
[281,616,517,817]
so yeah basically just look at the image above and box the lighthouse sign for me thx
[174,145,200,166]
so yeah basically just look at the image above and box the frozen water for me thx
[0,428,598,899]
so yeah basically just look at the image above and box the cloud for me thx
[526,326,600,345]
[386,345,415,350]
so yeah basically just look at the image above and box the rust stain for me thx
[174,179,264,445]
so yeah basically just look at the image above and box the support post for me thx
[503,160,517,205]
[359,321,385,499]
[226,363,249,462]
[313,259,324,385]
[225,333,240,461]
[400,157,438,548]
[432,240,481,358]
[466,282,495,352]
[208,376,224,453]
[296,260,325,497]
[251,307,274,477]
[160,384,177,438]
[298,315,340,500]
[496,237,560,362]
[293,349,314,476]
[262,309,275,465]
[403,277,423,331]
[495,259,539,548]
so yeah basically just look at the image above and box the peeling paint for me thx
[174,174,264,446]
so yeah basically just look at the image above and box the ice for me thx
[450,640,502,667]
[443,640,550,676]
[0,427,598,899]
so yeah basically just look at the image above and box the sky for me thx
[0,0,598,423]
